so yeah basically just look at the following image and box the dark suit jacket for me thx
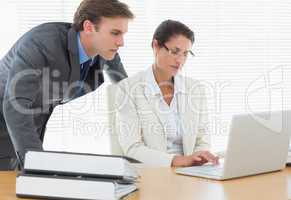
[0,22,127,163]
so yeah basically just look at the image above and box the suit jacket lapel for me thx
[67,27,80,98]
[98,56,106,70]
[86,56,104,90]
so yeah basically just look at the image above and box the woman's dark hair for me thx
[152,20,194,47]
[73,0,134,31]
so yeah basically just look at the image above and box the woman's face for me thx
[153,34,192,77]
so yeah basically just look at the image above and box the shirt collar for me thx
[146,66,161,95]
[145,66,183,96]
[173,73,183,94]
[77,32,91,65]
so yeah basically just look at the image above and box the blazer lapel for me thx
[143,70,167,136]
[143,85,167,137]
[176,78,198,155]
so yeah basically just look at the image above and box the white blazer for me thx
[115,68,210,166]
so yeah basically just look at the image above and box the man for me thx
[0,0,134,170]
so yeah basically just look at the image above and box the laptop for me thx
[176,110,291,180]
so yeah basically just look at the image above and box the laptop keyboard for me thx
[193,164,224,175]
[176,163,224,177]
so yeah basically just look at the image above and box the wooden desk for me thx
[2,168,291,200]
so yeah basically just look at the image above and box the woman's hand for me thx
[171,151,219,167]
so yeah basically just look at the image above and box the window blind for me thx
[1,0,291,153]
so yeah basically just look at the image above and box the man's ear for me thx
[82,20,95,34]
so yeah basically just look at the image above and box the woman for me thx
[115,20,219,167]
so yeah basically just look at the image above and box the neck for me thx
[152,64,173,85]
[79,31,96,58]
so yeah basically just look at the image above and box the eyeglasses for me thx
[161,43,194,58]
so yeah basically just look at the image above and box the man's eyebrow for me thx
[111,29,123,33]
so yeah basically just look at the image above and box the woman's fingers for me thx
[193,151,220,165]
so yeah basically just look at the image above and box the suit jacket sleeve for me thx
[3,39,48,164]
[115,82,175,167]
[104,53,128,83]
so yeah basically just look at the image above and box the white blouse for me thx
[146,67,184,155]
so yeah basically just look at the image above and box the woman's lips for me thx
[110,49,118,52]
[170,65,179,70]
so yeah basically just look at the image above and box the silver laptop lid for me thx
[223,110,291,179]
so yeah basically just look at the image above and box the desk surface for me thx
[1,167,291,200]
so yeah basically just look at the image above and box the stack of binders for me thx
[16,150,140,200]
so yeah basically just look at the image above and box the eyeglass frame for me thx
[161,43,195,58]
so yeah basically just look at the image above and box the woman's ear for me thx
[152,39,159,49]
[152,39,160,55]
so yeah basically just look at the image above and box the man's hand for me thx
[171,151,219,167]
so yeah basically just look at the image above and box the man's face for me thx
[86,17,129,60]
